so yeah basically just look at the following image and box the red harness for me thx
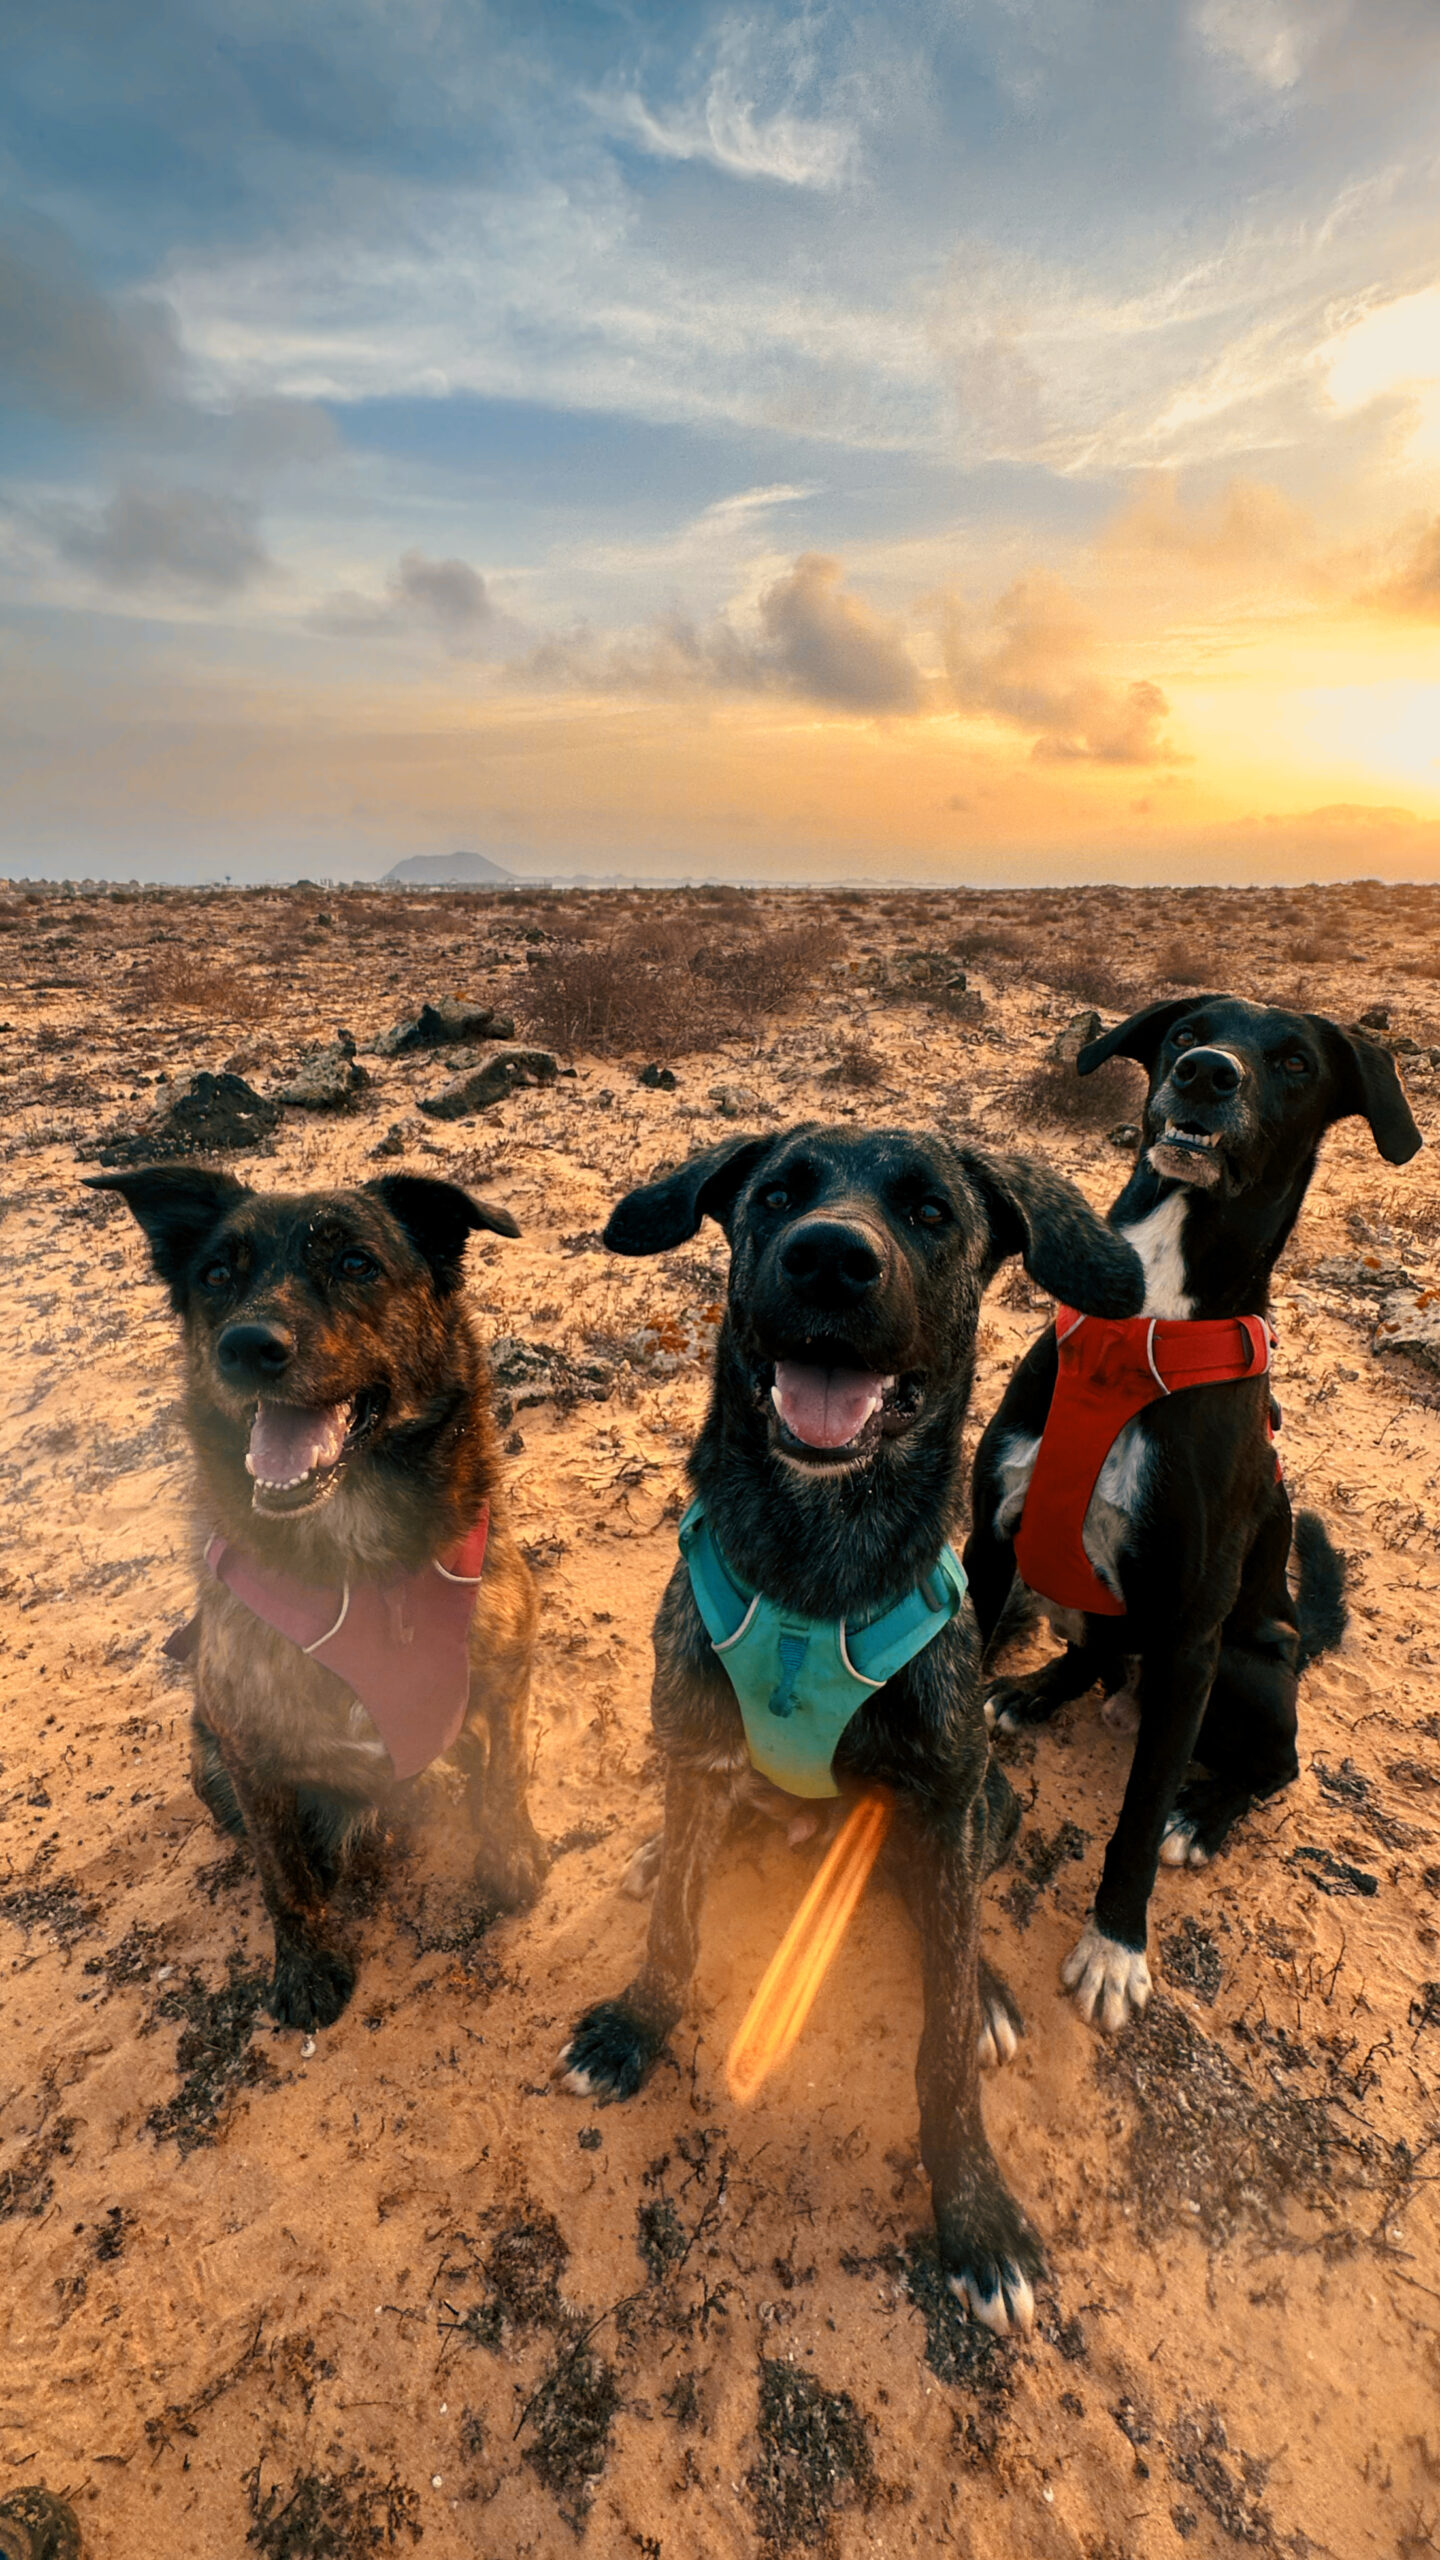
[166,1507,490,1781]
[1012,1309,1272,1618]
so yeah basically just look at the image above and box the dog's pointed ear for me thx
[1077,996,1226,1077]
[604,1137,778,1255]
[958,1150,1145,1318]
[369,1174,519,1293]
[1310,1019,1424,1165]
[84,1165,249,1305]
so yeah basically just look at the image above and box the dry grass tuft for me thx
[521,916,838,1056]
[120,951,274,1022]
[1003,1052,1145,1134]
[1155,938,1212,986]
[1037,945,1137,1010]
[822,1040,886,1090]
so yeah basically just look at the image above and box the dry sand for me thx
[1,878,1438,2560]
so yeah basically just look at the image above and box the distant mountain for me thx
[381,850,518,886]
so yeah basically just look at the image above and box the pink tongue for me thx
[246,1399,350,1486]
[771,1362,885,1450]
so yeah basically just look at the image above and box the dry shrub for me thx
[951,925,1021,965]
[522,917,837,1057]
[1003,1052,1145,1134]
[121,951,273,1022]
[823,1039,886,1090]
[1400,950,1440,981]
[1039,945,1137,1010]
[1155,938,1211,986]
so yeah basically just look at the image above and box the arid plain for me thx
[2,878,1438,2560]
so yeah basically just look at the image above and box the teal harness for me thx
[678,1496,967,1801]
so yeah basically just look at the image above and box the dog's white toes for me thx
[556,2047,593,2097]
[787,1811,821,1848]
[983,1692,999,1732]
[948,2268,1036,2336]
[978,2006,1019,2069]
[1061,1923,1151,2032]
[622,1834,663,1901]
[1160,1813,1210,1870]
[1101,1686,1141,1735]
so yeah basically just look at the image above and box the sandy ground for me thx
[2,878,1439,2560]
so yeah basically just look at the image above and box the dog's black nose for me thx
[1172,1046,1242,1099]
[216,1320,293,1383]
[779,1218,884,1301]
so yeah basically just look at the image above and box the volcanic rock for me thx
[85,1070,281,1165]
[277,1029,371,1110]
[1050,1009,1102,1063]
[418,1044,558,1118]
[1373,1288,1440,1375]
[371,997,516,1057]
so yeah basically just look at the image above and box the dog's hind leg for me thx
[557,1762,732,2101]
[895,1799,1044,2332]
[207,1727,357,2031]
[1164,1498,1301,1871]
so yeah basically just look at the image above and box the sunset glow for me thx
[4,4,1440,882]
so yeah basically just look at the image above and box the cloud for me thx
[313,549,498,652]
[0,217,179,419]
[518,552,922,712]
[755,552,921,709]
[594,16,857,190]
[57,487,268,595]
[1104,472,1311,567]
[942,575,1174,763]
[1373,515,1440,616]
[1192,0,1312,94]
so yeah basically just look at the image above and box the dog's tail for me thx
[1292,1510,1348,1673]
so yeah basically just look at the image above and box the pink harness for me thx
[166,1508,490,1781]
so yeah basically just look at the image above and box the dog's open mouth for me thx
[760,1347,923,1467]
[1148,1118,1226,1188]
[245,1388,386,1515]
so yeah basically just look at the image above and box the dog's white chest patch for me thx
[1119,1192,1194,1320]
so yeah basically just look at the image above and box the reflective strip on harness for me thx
[1012,1307,1272,1619]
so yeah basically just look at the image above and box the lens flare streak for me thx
[725,1790,893,2105]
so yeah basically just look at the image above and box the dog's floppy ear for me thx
[1077,996,1226,1077]
[1310,1019,1424,1165]
[958,1150,1144,1318]
[369,1174,520,1293]
[604,1136,778,1255]
[84,1165,249,1306]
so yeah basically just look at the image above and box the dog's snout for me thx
[779,1217,884,1301]
[216,1320,294,1383]
[1172,1046,1242,1100]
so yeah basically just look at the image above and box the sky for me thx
[4,0,1440,886]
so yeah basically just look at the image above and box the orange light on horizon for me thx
[725,1789,893,2105]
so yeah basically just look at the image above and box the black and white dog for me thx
[557,1127,1146,2333]
[966,997,1422,2032]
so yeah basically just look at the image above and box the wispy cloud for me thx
[313,550,501,653]
[591,14,858,190]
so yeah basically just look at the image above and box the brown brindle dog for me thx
[91,1163,545,2031]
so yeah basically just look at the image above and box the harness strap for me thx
[1013,1307,1274,1619]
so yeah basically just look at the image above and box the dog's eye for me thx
[199,1261,231,1290]
[1282,1052,1310,1077]
[1172,1028,1196,1050]
[914,1200,948,1227]
[761,1186,790,1212]
[337,1248,378,1280]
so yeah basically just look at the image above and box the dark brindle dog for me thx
[91,1164,547,2031]
[967,997,1422,2032]
[557,1126,1145,2333]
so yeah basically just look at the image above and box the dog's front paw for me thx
[269,1939,356,2032]
[977,1958,1024,2069]
[472,1817,549,1914]
[1160,1776,1252,1868]
[937,2191,1044,2338]
[557,1999,667,2102]
[1061,1920,1150,2032]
